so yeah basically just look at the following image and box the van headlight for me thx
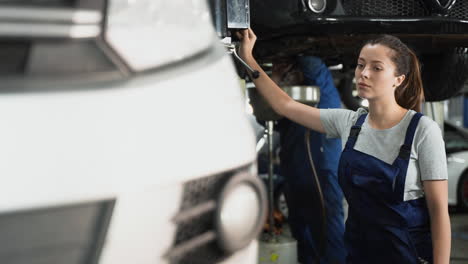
[216,170,267,253]
[105,0,215,72]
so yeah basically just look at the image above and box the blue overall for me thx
[278,56,345,264]
[338,113,433,264]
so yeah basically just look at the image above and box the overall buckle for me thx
[399,144,411,160]
[349,126,361,138]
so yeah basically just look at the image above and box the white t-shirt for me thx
[320,108,447,201]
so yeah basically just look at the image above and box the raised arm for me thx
[236,28,326,134]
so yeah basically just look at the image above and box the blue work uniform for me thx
[338,113,433,263]
[278,56,346,264]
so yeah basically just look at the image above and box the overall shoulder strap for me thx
[345,113,367,149]
[398,112,423,160]
[349,113,367,136]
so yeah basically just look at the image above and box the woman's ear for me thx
[395,74,406,87]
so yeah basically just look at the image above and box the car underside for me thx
[210,0,468,102]
[252,0,468,102]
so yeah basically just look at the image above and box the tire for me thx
[421,49,468,102]
[337,71,362,111]
[457,171,468,212]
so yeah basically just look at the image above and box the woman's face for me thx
[354,44,405,101]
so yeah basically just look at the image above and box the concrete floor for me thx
[259,210,468,263]
[450,210,468,263]
[259,207,468,263]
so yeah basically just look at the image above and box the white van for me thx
[0,0,266,263]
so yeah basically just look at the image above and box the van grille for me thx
[448,1,468,19]
[0,200,114,264]
[167,169,241,264]
[0,0,105,12]
[342,0,429,16]
[342,0,468,19]
[0,41,30,75]
[0,0,76,7]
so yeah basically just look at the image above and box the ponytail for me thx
[395,49,425,112]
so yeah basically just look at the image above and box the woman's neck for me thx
[367,99,408,130]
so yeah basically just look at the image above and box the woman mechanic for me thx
[236,28,451,264]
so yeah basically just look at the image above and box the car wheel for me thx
[421,48,468,102]
[274,183,289,219]
[457,171,468,211]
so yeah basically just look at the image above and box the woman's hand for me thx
[235,28,257,61]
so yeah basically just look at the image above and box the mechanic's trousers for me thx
[279,56,346,264]
[279,121,346,264]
